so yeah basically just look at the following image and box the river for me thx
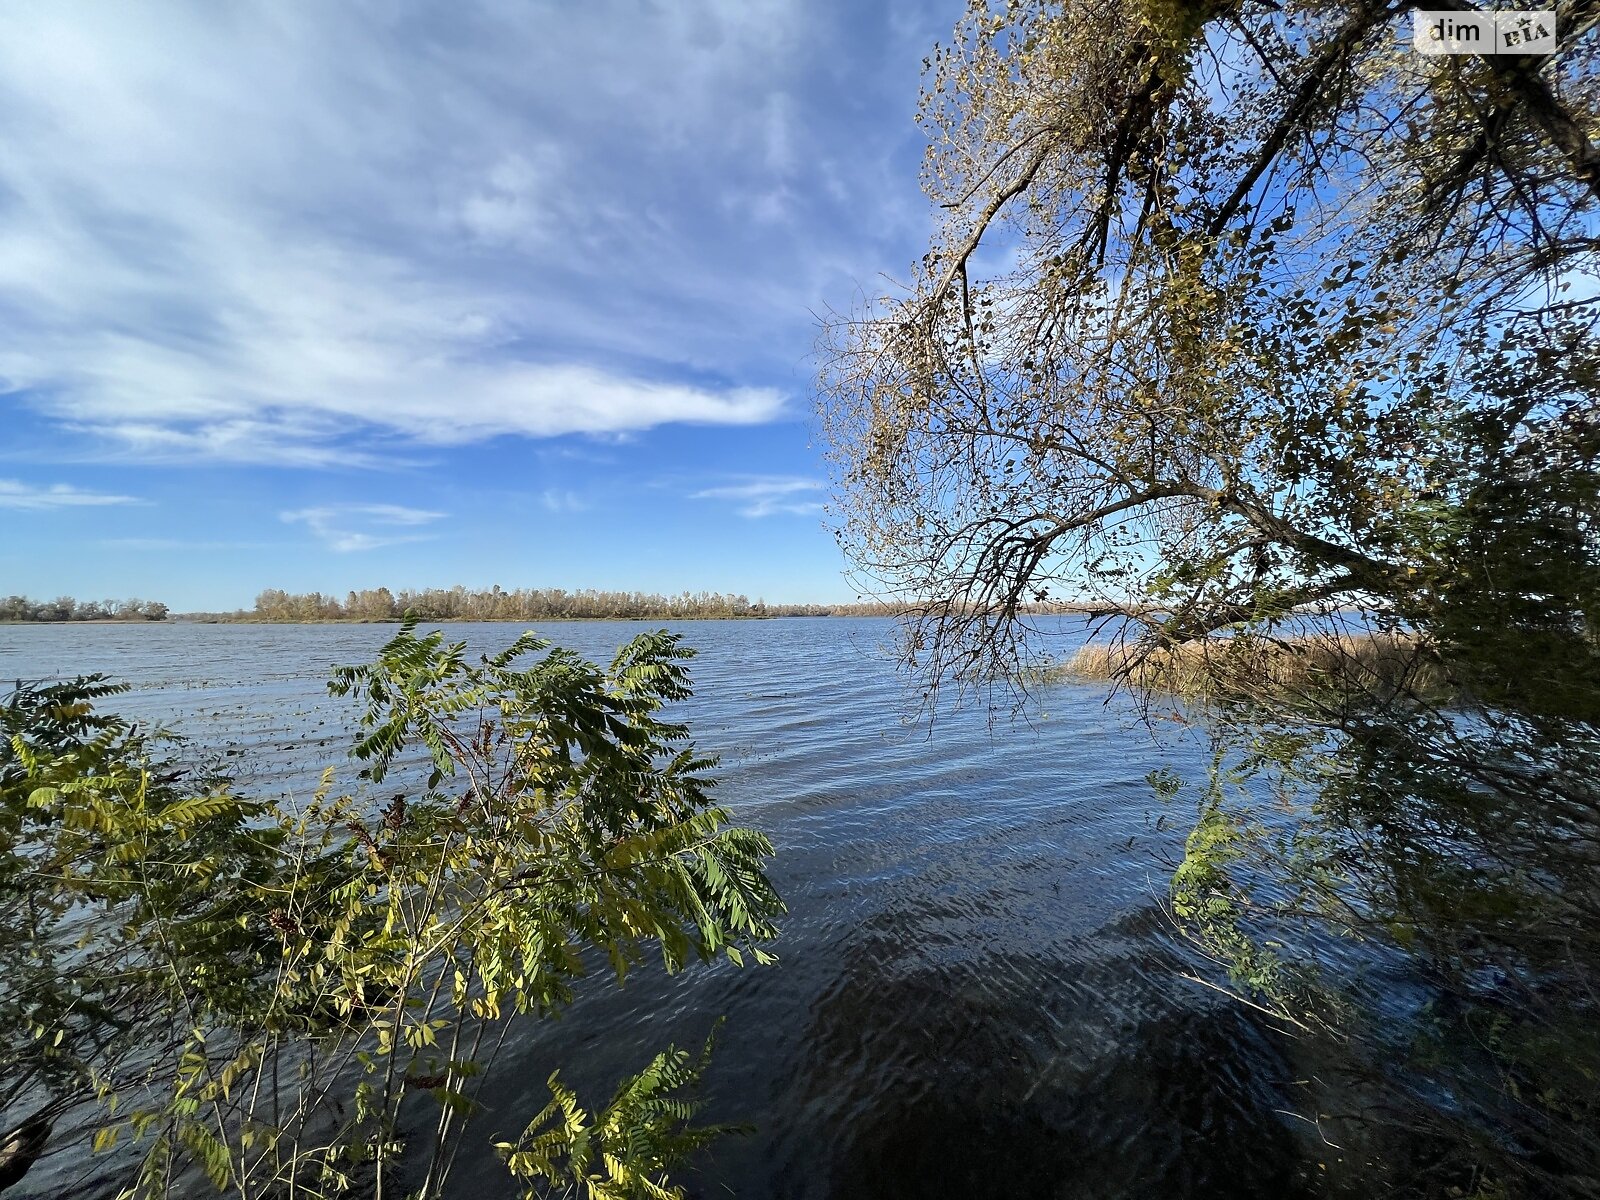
[1,617,1327,1199]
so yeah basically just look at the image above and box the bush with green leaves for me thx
[0,621,781,1199]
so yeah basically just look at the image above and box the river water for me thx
[1,617,1331,1199]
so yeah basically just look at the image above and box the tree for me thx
[820,1,1599,1192]
[253,589,292,620]
[0,596,172,622]
[821,0,1598,694]
[0,622,781,1198]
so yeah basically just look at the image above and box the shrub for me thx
[0,620,781,1199]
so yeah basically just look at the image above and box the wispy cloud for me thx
[539,489,587,513]
[691,475,824,518]
[66,420,416,470]
[0,479,139,509]
[458,149,562,247]
[281,504,444,553]
[0,1,937,467]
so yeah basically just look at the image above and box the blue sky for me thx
[0,1,956,610]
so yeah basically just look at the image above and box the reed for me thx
[1053,630,1447,703]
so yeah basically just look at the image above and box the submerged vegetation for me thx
[0,622,781,1198]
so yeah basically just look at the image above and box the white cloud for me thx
[0,479,139,509]
[458,149,562,246]
[691,475,824,517]
[281,503,445,553]
[539,489,587,513]
[63,419,412,469]
[0,1,884,467]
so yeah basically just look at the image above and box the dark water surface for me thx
[2,618,1328,1199]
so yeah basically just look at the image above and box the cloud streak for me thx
[0,479,139,509]
[281,503,445,553]
[539,489,587,513]
[0,1,933,467]
[692,476,825,518]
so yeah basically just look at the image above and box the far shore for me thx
[194,609,1107,623]
[5,607,1109,626]
[1,618,171,625]
[175,614,881,624]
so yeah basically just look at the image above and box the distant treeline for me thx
[1,595,170,622]
[242,587,897,622]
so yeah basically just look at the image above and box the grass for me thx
[1051,630,1448,703]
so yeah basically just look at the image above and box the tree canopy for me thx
[821,0,1598,694]
[0,596,169,622]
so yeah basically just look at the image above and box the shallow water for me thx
[1,617,1332,1198]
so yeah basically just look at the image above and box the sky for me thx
[0,0,958,610]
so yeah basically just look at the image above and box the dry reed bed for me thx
[1054,631,1446,702]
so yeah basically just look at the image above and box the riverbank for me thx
[168,606,1102,624]
[174,613,866,623]
[0,618,169,625]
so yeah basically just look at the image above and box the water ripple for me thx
[2,618,1329,1199]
